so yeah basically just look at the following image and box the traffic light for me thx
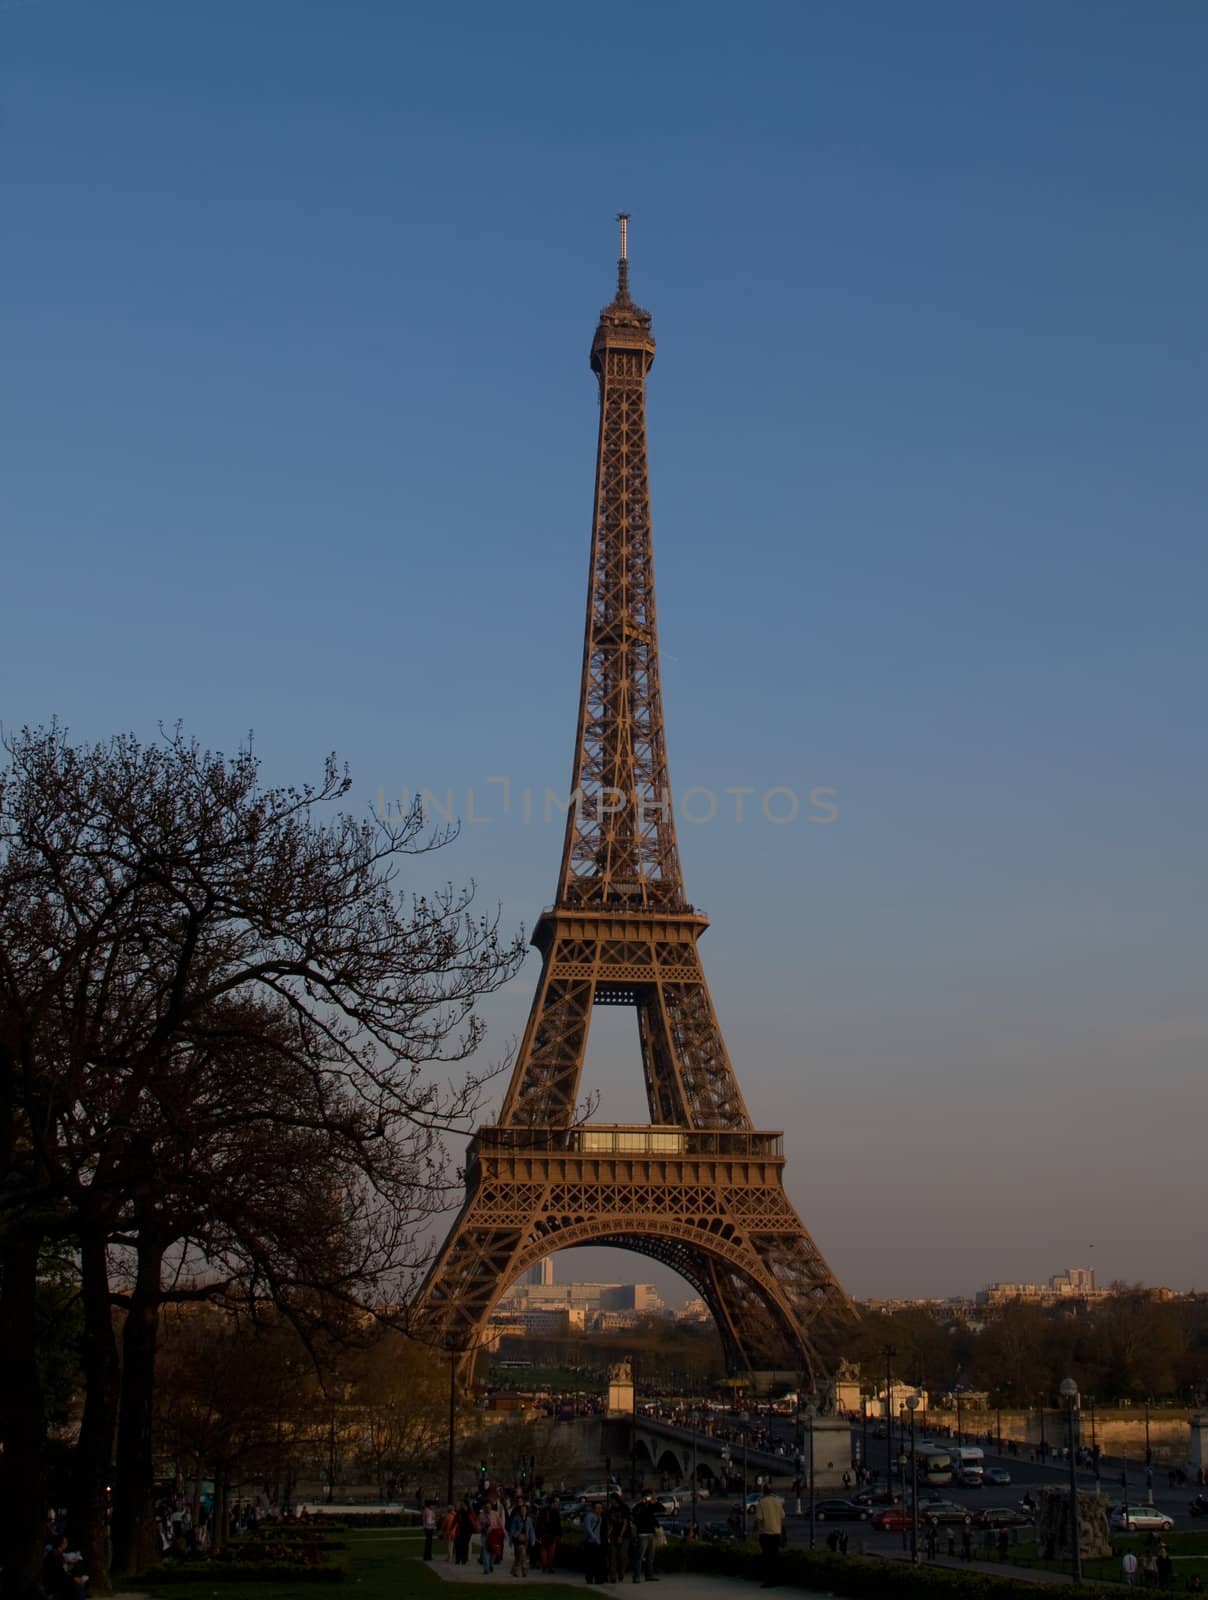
[479,1460,488,1477]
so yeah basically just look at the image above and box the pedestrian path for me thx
[420,1560,829,1596]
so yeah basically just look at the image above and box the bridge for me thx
[564,1413,853,1492]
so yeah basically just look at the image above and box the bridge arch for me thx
[491,1215,813,1380]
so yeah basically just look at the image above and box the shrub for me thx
[557,1532,1126,1600]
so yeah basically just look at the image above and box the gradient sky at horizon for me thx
[3,1,1206,1304]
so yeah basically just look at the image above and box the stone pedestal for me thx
[607,1359,634,1415]
[1189,1413,1208,1477]
[1037,1488,1111,1562]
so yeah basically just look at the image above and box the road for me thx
[775,1421,1199,1548]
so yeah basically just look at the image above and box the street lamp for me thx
[1144,1398,1153,1504]
[1058,1379,1082,1587]
[905,1394,921,1565]
[690,1406,699,1533]
[883,1345,897,1487]
[1088,1396,1100,1493]
[802,1402,817,1551]
[740,1411,750,1508]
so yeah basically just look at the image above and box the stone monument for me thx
[607,1358,635,1416]
[1036,1486,1112,1563]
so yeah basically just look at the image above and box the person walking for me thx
[439,1505,456,1564]
[453,1498,475,1566]
[479,1502,504,1575]
[421,1500,437,1562]
[509,1499,536,1578]
[960,1525,973,1562]
[536,1495,562,1574]
[1121,1550,1138,1586]
[582,1501,605,1585]
[753,1483,785,1589]
[606,1496,633,1584]
[631,1490,661,1583]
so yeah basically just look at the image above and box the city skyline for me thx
[3,3,1205,1301]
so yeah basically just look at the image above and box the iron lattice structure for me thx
[415,220,854,1381]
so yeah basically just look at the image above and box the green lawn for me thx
[141,1528,589,1600]
[1009,1529,1208,1587]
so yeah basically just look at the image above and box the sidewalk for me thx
[422,1562,828,1597]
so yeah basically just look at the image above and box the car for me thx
[1110,1506,1174,1533]
[973,1507,1033,1529]
[853,1489,902,1508]
[957,1468,985,1487]
[984,1468,1012,1487]
[701,1520,738,1542]
[652,1494,678,1518]
[872,1507,913,1532]
[813,1499,870,1523]
[917,1500,974,1526]
[658,1518,692,1540]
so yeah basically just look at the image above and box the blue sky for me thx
[2,1,1205,1300]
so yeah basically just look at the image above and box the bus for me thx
[917,1448,954,1486]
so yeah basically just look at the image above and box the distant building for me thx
[977,1265,1099,1306]
[518,1259,555,1288]
[496,1279,663,1318]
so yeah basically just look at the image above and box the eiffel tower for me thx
[415,218,853,1383]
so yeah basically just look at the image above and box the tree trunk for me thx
[69,1231,120,1593]
[110,1232,164,1576]
[210,1463,228,1555]
[0,1234,49,1598]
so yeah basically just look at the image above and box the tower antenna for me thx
[616,211,630,300]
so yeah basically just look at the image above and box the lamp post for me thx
[446,1347,458,1505]
[1039,1399,1047,1461]
[905,1394,921,1564]
[955,1388,963,1445]
[883,1345,897,1486]
[1058,1379,1082,1587]
[1088,1396,1100,1493]
[1144,1398,1153,1504]
[803,1402,817,1551]
[740,1411,750,1508]
[691,1407,699,1533]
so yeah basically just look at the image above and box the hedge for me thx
[557,1532,1123,1599]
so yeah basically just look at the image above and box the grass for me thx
[141,1527,589,1600]
[1009,1529,1208,1586]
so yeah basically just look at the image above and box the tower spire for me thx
[616,210,630,301]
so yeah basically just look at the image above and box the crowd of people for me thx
[420,1484,666,1583]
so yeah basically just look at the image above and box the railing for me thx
[472,1124,784,1159]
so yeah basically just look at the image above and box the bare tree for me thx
[0,725,524,1592]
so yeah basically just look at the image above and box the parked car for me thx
[871,1507,913,1532]
[1110,1505,1174,1533]
[814,1499,870,1523]
[984,1468,1012,1486]
[918,1500,974,1526]
[974,1507,1033,1529]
